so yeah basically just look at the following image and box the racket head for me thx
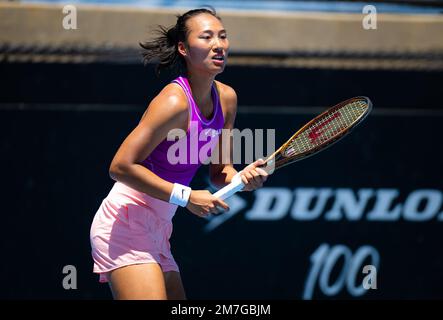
[265,96,372,171]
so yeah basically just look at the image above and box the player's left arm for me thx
[209,83,239,188]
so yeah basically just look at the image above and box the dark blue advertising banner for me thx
[1,104,441,300]
[173,108,443,300]
[1,64,442,301]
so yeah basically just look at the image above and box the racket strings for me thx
[283,100,368,158]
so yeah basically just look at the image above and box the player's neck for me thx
[186,73,215,109]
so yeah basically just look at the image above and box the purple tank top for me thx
[140,76,225,186]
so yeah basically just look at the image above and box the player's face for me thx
[180,13,229,76]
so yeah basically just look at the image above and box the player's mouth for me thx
[212,54,225,66]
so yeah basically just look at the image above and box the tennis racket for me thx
[213,96,372,200]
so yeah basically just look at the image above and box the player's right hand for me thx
[186,190,230,218]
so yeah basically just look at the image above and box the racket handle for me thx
[213,178,245,200]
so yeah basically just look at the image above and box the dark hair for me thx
[139,7,221,76]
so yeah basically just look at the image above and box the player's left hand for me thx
[238,158,269,192]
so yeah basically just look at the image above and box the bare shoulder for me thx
[215,80,237,104]
[140,82,189,126]
[214,80,237,114]
[152,82,189,113]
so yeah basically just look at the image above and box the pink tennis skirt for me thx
[90,182,180,283]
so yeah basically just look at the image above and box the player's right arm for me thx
[109,84,228,216]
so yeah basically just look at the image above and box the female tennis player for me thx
[90,7,268,300]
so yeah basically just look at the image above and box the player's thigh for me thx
[164,271,186,300]
[108,263,167,300]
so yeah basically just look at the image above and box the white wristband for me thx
[169,183,192,207]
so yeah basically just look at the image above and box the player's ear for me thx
[177,41,187,57]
